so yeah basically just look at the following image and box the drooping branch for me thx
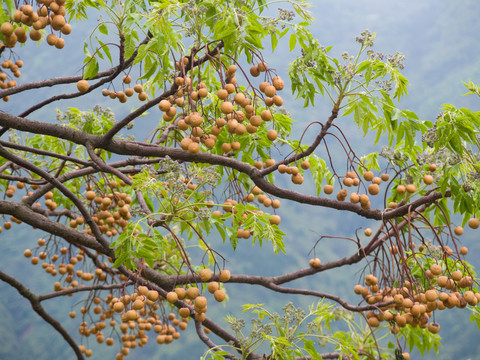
[38,282,129,301]
[0,270,84,360]
[0,144,111,253]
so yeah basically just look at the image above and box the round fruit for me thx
[468,218,479,229]
[195,296,207,309]
[363,171,374,181]
[166,291,178,303]
[264,85,276,97]
[396,185,406,194]
[368,184,379,195]
[310,258,321,268]
[267,129,278,141]
[364,228,372,236]
[218,269,231,282]
[187,142,200,154]
[61,24,72,35]
[207,281,219,294]
[199,268,212,282]
[323,184,334,194]
[77,80,89,93]
[257,62,267,72]
[159,99,171,111]
[428,164,437,171]
[380,173,389,181]
[46,33,58,46]
[220,101,233,114]
[213,289,226,302]
[430,264,442,275]
[261,110,272,121]
[272,76,284,90]
[423,174,434,185]
[427,322,440,334]
[454,226,463,236]
[0,23,14,36]
[301,161,310,170]
[406,184,416,193]
[186,286,199,299]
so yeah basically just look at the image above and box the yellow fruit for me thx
[213,289,226,302]
[468,218,479,229]
[77,80,89,93]
[267,129,278,141]
[195,296,207,310]
[368,184,379,195]
[186,286,199,299]
[164,291,178,304]
[423,174,434,185]
[323,184,334,194]
[207,281,219,294]
[113,302,124,312]
[454,226,463,236]
[272,76,284,90]
[364,228,372,236]
[427,322,440,334]
[269,215,281,225]
[363,171,374,181]
[1,23,14,36]
[199,268,212,282]
[261,110,272,121]
[159,99,171,111]
[264,85,276,97]
[309,258,321,268]
[406,184,416,193]
[220,101,233,114]
[47,33,58,46]
[188,142,200,154]
[218,270,231,282]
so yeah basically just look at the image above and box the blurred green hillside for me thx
[1,1,480,359]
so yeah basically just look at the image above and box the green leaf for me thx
[289,33,297,52]
[4,0,15,17]
[98,23,108,35]
[83,56,99,79]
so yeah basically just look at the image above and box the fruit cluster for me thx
[1,0,72,49]
[83,182,133,237]
[0,58,22,101]
[23,232,230,359]
[99,75,149,102]
[354,265,480,336]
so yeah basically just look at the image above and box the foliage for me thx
[0,1,480,360]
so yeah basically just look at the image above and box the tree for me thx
[1,0,480,359]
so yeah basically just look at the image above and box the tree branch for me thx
[0,270,84,360]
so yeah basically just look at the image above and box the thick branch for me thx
[0,200,105,252]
